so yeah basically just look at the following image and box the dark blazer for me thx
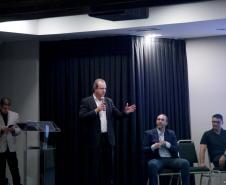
[79,96,125,147]
[144,128,178,159]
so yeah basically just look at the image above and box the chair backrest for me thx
[178,140,198,164]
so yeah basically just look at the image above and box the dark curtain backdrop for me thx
[39,36,190,185]
[131,37,190,137]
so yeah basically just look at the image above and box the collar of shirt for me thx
[211,128,224,135]
[157,128,165,142]
[157,128,165,136]
[93,94,103,102]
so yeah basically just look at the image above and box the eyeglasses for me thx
[212,120,221,124]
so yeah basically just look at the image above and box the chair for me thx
[157,169,181,185]
[146,158,182,185]
[147,168,181,185]
[178,140,212,185]
[211,168,226,185]
[207,150,226,185]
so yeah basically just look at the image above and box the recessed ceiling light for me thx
[145,34,162,39]
[144,34,162,43]
[131,28,161,32]
[216,28,226,31]
[148,28,161,31]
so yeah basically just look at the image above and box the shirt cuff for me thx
[151,144,157,151]
[165,141,171,149]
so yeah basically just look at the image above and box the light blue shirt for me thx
[151,129,172,158]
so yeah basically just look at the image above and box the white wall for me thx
[186,36,226,183]
[0,41,39,185]
[187,36,226,144]
[0,41,39,120]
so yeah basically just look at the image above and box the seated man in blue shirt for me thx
[199,114,226,169]
[144,114,190,185]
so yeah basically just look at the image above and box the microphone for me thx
[101,97,106,111]
[43,125,49,149]
[101,97,105,104]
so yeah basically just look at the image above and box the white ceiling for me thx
[0,0,226,42]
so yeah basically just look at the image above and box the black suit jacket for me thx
[144,128,179,159]
[79,96,125,147]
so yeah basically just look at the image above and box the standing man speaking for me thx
[79,79,136,185]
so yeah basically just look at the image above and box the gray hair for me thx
[92,78,106,92]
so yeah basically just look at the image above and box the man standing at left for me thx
[0,97,22,185]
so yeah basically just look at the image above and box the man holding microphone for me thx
[79,78,136,185]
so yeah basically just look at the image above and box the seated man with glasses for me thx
[199,114,226,169]
[144,114,190,185]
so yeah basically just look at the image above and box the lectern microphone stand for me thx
[17,121,60,185]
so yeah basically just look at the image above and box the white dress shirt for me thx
[93,94,107,133]
[151,128,172,158]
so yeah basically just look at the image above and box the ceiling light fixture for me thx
[144,34,162,44]
[216,28,226,31]
[145,34,162,39]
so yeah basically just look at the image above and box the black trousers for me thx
[99,133,113,185]
[82,133,114,185]
[0,148,21,185]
